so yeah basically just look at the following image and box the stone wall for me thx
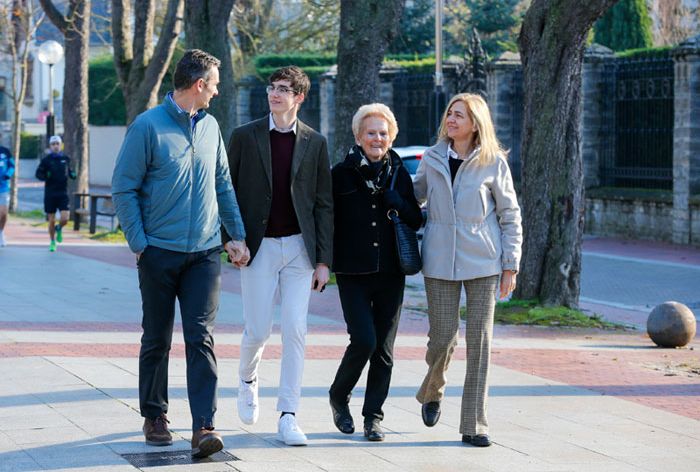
[585,196,674,242]
[585,195,700,246]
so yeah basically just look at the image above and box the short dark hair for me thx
[269,66,311,96]
[173,49,221,91]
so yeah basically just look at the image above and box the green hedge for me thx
[616,46,673,59]
[88,55,126,126]
[254,53,336,69]
[384,57,436,73]
[19,132,42,159]
[256,65,332,80]
[254,53,438,77]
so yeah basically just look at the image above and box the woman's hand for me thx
[499,270,517,300]
[383,189,403,210]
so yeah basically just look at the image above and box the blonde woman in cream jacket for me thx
[413,93,522,447]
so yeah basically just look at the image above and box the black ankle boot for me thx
[329,397,354,434]
[363,418,385,442]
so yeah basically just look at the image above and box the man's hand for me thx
[311,263,330,292]
[499,270,517,300]
[135,250,143,263]
[225,240,250,268]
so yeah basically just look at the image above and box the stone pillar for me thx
[671,35,700,244]
[581,44,615,189]
[442,64,460,100]
[486,52,522,178]
[236,76,256,126]
[378,68,398,109]
[319,70,336,159]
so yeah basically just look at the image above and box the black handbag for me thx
[387,168,422,275]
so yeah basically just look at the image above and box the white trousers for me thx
[239,234,314,412]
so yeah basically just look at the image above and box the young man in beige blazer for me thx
[226,66,333,446]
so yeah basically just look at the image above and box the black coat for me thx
[332,148,422,275]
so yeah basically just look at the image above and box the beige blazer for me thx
[413,141,522,281]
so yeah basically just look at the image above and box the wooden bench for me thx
[72,192,116,234]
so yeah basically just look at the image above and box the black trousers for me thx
[137,245,221,431]
[329,272,405,421]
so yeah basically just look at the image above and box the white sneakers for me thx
[0,231,6,247]
[277,414,308,446]
[238,378,307,446]
[237,378,259,425]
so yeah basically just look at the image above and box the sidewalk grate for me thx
[121,450,239,468]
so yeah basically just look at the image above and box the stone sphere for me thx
[647,302,697,348]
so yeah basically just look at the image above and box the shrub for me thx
[594,0,653,52]
[254,53,336,69]
[616,46,672,59]
[88,55,126,125]
[19,132,42,159]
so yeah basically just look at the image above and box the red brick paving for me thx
[3,216,104,246]
[492,347,700,420]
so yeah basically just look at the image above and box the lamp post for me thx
[37,40,64,146]
[430,0,446,140]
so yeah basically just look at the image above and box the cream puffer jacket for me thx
[413,141,522,281]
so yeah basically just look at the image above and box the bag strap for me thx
[389,165,399,190]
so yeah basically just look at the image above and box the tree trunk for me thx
[515,0,618,307]
[333,0,404,162]
[63,2,90,199]
[39,0,91,200]
[185,0,236,139]
[7,0,32,213]
[9,106,21,213]
[112,0,184,124]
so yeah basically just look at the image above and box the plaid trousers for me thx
[416,275,499,436]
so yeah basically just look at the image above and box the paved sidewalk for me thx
[0,220,699,471]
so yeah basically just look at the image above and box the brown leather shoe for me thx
[191,428,224,458]
[143,413,172,446]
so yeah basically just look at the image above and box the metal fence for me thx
[507,69,523,182]
[391,73,435,147]
[599,54,674,189]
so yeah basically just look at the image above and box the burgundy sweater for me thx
[265,130,301,237]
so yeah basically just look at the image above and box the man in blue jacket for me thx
[0,140,15,247]
[112,49,249,459]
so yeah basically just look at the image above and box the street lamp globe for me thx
[37,40,64,65]
[37,40,64,145]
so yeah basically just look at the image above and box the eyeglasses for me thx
[266,85,295,95]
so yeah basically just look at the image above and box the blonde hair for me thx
[437,93,506,166]
[351,103,399,143]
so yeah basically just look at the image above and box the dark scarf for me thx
[347,144,392,194]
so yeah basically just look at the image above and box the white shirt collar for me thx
[269,113,297,134]
[447,143,480,161]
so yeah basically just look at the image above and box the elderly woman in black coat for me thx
[328,103,422,441]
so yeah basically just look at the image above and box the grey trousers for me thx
[416,275,499,436]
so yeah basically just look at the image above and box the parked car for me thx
[393,145,428,178]
[393,145,428,238]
